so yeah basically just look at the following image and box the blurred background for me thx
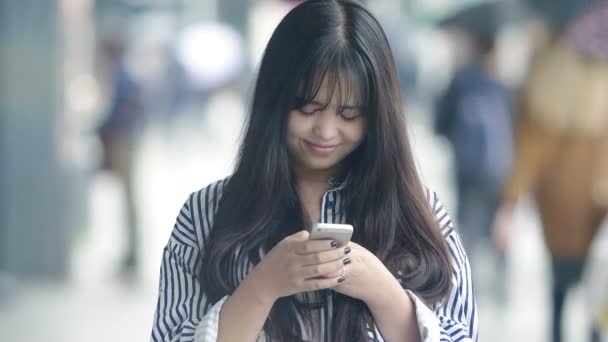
[1,0,607,341]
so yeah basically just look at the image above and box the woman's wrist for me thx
[360,259,402,309]
[219,267,277,341]
[364,273,420,342]
[365,271,407,311]
[242,266,278,308]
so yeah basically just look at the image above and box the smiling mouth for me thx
[305,141,338,154]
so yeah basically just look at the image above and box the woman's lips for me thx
[305,141,338,154]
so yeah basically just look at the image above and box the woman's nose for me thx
[312,110,338,140]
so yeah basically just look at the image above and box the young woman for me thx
[151,1,477,341]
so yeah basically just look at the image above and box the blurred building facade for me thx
[0,0,253,278]
[0,0,75,278]
[1,1,605,342]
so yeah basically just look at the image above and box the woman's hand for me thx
[332,241,398,306]
[247,230,351,304]
[332,242,423,342]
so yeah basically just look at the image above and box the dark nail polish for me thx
[343,257,351,265]
[338,277,346,283]
[344,247,351,254]
[330,240,338,248]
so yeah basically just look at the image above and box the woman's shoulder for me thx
[187,177,231,216]
[175,177,230,244]
[423,187,471,278]
[423,187,456,239]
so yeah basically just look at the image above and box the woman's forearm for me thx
[366,276,421,342]
[217,270,276,342]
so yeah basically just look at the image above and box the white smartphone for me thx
[309,223,353,245]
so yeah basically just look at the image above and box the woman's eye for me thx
[298,104,322,115]
[340,109,361,121]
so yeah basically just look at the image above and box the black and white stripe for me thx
[151,179,478,341]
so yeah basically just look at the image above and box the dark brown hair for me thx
[201,1,452,340]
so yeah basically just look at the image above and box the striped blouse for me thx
[150,178,479,342]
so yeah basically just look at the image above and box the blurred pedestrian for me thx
[493,2,608,341]
[584,220,608,341]
[434,2,514,304]
[96,32,145,275]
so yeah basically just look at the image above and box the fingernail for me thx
[344,247,351,254]
[338,277,346,283]
[343,257,351,265]
[330,240,338,248]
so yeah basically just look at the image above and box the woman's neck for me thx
[293,162,343,189]
[293,165,342,226]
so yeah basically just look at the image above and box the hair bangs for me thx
[292,44,373,115]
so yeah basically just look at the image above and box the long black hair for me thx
[200,1,453,340]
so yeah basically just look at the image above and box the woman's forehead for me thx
[304,73,363,107]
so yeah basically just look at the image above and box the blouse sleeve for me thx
[408,190,479,342]
[151,181,229,342]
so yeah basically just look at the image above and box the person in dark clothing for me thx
[96,35,145,274]
[434,22,514,303]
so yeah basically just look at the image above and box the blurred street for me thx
[0,95,602,341]
[2,0,607,341]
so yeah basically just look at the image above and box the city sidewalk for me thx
[0,96,598,342]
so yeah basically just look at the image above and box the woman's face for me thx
[286,76,367,177]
